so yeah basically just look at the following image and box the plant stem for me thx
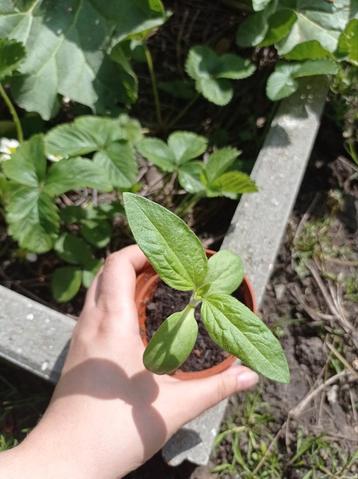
[144,44,163,129]
[167,94,199,130]
[175,193,201,218]
[0,83,23,143]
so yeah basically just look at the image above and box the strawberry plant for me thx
[0,113,139,254]
[45,115,142,189]
[138,132,257,198]
[51,202,124,302]
[185,46,256,106]
[123,192,290,383]
[1,134,110,252]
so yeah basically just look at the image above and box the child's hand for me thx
[0,245,258,479]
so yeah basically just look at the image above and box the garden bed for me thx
[0,0,272,316]
[0,0,357,476]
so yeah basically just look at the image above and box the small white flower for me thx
[47,153,63,162]
[0,137,19,161]
[26,252,38,262]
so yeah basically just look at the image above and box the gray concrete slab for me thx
[162,79,328,466]
[0,285,74,383]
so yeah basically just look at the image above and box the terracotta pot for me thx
[135,249,257,380]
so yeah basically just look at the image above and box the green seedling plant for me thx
[123,193,289,383]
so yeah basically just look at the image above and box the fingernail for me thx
[237,370,259,389]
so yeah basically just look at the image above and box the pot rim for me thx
[135,249,257,380]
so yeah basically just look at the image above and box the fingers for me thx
[82,245,147,334]
[173,365,258,424]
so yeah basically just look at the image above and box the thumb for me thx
[176,366,259,423]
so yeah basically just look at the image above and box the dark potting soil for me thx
[146,281,230,372]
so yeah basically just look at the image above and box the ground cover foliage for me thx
[0,1,356,305]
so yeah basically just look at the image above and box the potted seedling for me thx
[123,193,290,383]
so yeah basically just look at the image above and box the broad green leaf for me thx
[215,54,256,80]
[3,135,60,252]
[284,40,332,60]
[201,294,290,383]
[6,185,59,253]
[93,141,138,189]
[138,132,207,173]
[236,2,277,47]
[178,161,205,194]
[259,8,297,46]
[137,138,176,172]
[0,1,167,118]
[46,116,138,190]
[294,59,338,78]
[98,0,168,42]
[209,171,257,198]
[143,307,198,374]
[52,266,83,303]
[60,205,88,225]
[97,200,124,218]
[123,193,208,291]
[276,0,354,55]
[186,45,218,78]
[266,60,338,100]
[2,134,46,187]
[0,38,25,80]
[236,11,269,47]
[186,46,255,106]
[109,44,138,103]
[238,0,355,56]
[44,157,111,196]
[253,0,272,11]
[196,77,233,106]
[199,250,244,296]
[54,233,94,267]
[45,116,135,157]
[336,19,358,66]
[266,63,300,100]
[80,219,111,248]
[205,147,241,184]
[117,114,143,144]
[168,131,208,165]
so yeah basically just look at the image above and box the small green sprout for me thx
[123,193,290,383]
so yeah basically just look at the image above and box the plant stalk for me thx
[175,193,202,218]
[0,83,23,143]
[167,94,199,130]
[144,44,163,129]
